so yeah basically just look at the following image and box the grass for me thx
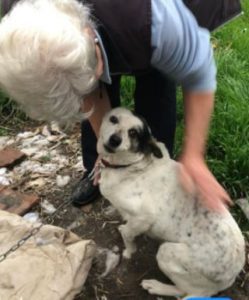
[0,89,28,134]
[207,0,249,201]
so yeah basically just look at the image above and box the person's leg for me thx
[80,121,98,173]
[134,69,176,157]
[71,76,121,206]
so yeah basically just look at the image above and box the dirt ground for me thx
[1,122,249,300]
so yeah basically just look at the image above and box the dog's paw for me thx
[141,279,183,297]
[141,279,162,295]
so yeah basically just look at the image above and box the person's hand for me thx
[178,154,232,212]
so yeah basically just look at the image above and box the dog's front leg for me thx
[119,223,137,259]
[119,218,151,259]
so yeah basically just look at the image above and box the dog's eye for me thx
[109,115,119,124]
[128,128,137,138]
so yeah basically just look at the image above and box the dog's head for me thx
[97,108,163,164]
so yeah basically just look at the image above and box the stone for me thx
[0,148,26,168]
[0,185,39,215]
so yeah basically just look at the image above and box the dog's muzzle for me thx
[104,134,122,152]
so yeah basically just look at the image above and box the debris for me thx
[47,135,62,142]
[53,155,69,168]
[0,128,79,197]
[0,186,39,215]
[14,161,41,175]
[21,147,40,157]
[0,168,7,175]
[41,125,52,137]
[56,175,71,187]
[40,199,56,214]
[25,178,47,189]
[20,134,50,149]
[17,131,36,139]
[103,205,118,217]
[67,215,85,230]
[5,138,15,147]
[23,212,40,223]
[73,156,84,171]
[81,204,93,214]
[14,161,58,175]
[0,176,11,186]
[0,136,10,150]
[51,121,65,134]
[33,150,51,160]
[0,147,26,168]
[97,247,120,278]
[236,198,249,220]
[0,168,12,186]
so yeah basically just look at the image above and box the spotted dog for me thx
[97,107,245,298]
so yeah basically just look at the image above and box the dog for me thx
[97,107,245,298]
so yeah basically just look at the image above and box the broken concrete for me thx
[0,147,26,168]
[0,186,39,215]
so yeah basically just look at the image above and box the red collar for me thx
[101,159,133,169]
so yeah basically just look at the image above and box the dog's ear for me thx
[148,139,163,158]
[133,113,163,159]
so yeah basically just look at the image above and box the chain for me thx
[0,223,43,263]
[0,170,99,263]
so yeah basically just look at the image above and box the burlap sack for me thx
[0,210,95,300]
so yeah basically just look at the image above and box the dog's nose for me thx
[109,134,122,148]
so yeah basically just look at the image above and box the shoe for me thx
[71,172,100,207]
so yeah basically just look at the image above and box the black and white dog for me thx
[97,107,245,298]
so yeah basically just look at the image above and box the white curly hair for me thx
[0,0,98,124]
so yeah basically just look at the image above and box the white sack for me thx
[0,210,95,300]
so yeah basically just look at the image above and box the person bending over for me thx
[0,0,241,209]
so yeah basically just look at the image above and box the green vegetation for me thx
[208,1,249,228]
[208,1,249,200]
[0,90,28,133]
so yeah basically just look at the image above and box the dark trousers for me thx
[81,69,176,172]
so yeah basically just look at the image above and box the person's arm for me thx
[82,84,111,185]
[81,39,111,138]
[83,85,111,138]
[151,0,231,210]
[183,91,213,157]
[179,91,231,211]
